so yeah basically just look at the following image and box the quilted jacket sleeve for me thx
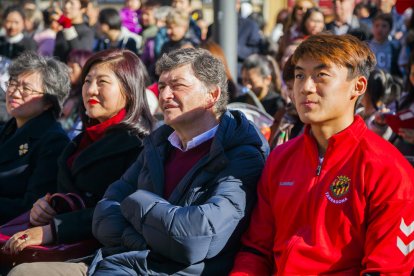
[92,156,145,247]
[120,145,266,265]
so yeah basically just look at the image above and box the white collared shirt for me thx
[168,125,219,152]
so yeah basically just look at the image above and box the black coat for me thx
[0,35,37,60]
[0,111,69,224]
[53,23,95,62]
[52,128,144,243]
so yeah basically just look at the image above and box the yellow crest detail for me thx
[330,176,350,198]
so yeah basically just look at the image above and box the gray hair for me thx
[156,48,228,115]
[8,51,70,118]
[154,6,173,21]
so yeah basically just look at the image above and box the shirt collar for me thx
[6,33,24,44]
[168,125,219,152]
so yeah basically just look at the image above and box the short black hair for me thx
[373,13,393,31]
[2,5,25,21]
[98,8,122,30]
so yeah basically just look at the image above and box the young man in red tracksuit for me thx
[230,33,414,275]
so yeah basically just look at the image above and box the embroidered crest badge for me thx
[330,176,350,198]
[19,143,29,156]
[325,175,350,204]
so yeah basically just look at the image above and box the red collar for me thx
[85,109,126,142]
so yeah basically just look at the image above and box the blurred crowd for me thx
[0,0,412,155]
[0,0,413,274]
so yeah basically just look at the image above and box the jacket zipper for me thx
[316,156,323,176]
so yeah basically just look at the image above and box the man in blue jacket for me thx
[87,47,269,276]
[8,48,268,276]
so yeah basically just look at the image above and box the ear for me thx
[100,23,109,32]
[205,86,221,109]
[352,75,367,100]
[263,74,272,87]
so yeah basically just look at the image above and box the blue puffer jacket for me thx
[90,110,269,275]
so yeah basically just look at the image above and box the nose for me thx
[159,85,173,103]
[84,81,98,96]
[8,86,22,97]
[300,76,317,94]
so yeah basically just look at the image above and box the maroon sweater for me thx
[163,139,213,198]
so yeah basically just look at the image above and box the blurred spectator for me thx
[279,38,303,72]
[172,0,201,39]
[368,13,402,77]
[200,40,240,102]
[371,0,406,40]
[191,9,209,41]
[236,54,286,117]
[0,5,37,60]
[140,0,160,50]
[60,49,93,139]
[277,0,315,68]
[299,7,325,38]
[153,6,172,57]
[354,2,372,30]
[53,0,95,63]
[357,69,399,123]
[371,52,414,165]
[33,9,62,57]
[85,0,100,28]
[271,8,289,44]
[120,0,143,35]
[269,56,304,148]
[398,8,414,80]
[248,12,266,36]
[236,0,263,83]
[159,9,200,56]
[22,1,44,39]
[326,0,371,40]
[281,0,316,45]
[94,8,142,54]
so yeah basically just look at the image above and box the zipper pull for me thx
[316,156,323,176]
[316,165,322,176]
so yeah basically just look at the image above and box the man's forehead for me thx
[159,64,194,81]
[295,57,332,70]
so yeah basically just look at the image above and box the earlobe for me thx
[353,76,367,98]
[206,86,221,109]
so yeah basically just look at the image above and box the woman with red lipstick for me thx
[4,49,154,266]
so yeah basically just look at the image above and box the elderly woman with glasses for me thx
[0,51,70,225]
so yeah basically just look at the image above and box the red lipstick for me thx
[88,99,99,105]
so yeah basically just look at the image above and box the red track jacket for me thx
[231,116,414,275]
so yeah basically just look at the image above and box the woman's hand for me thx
[399,128,414,144]
[2,225,54,254]
[30,194,56,226]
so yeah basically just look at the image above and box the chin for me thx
[298,113,315,125]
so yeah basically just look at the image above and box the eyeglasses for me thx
[4,80,45,98]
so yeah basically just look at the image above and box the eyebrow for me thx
[85,74,112,79]
[295,64,329,71]
[159,78,188,84]
[169,78,188,83]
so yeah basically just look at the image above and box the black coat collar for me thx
[59,129,142,175]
